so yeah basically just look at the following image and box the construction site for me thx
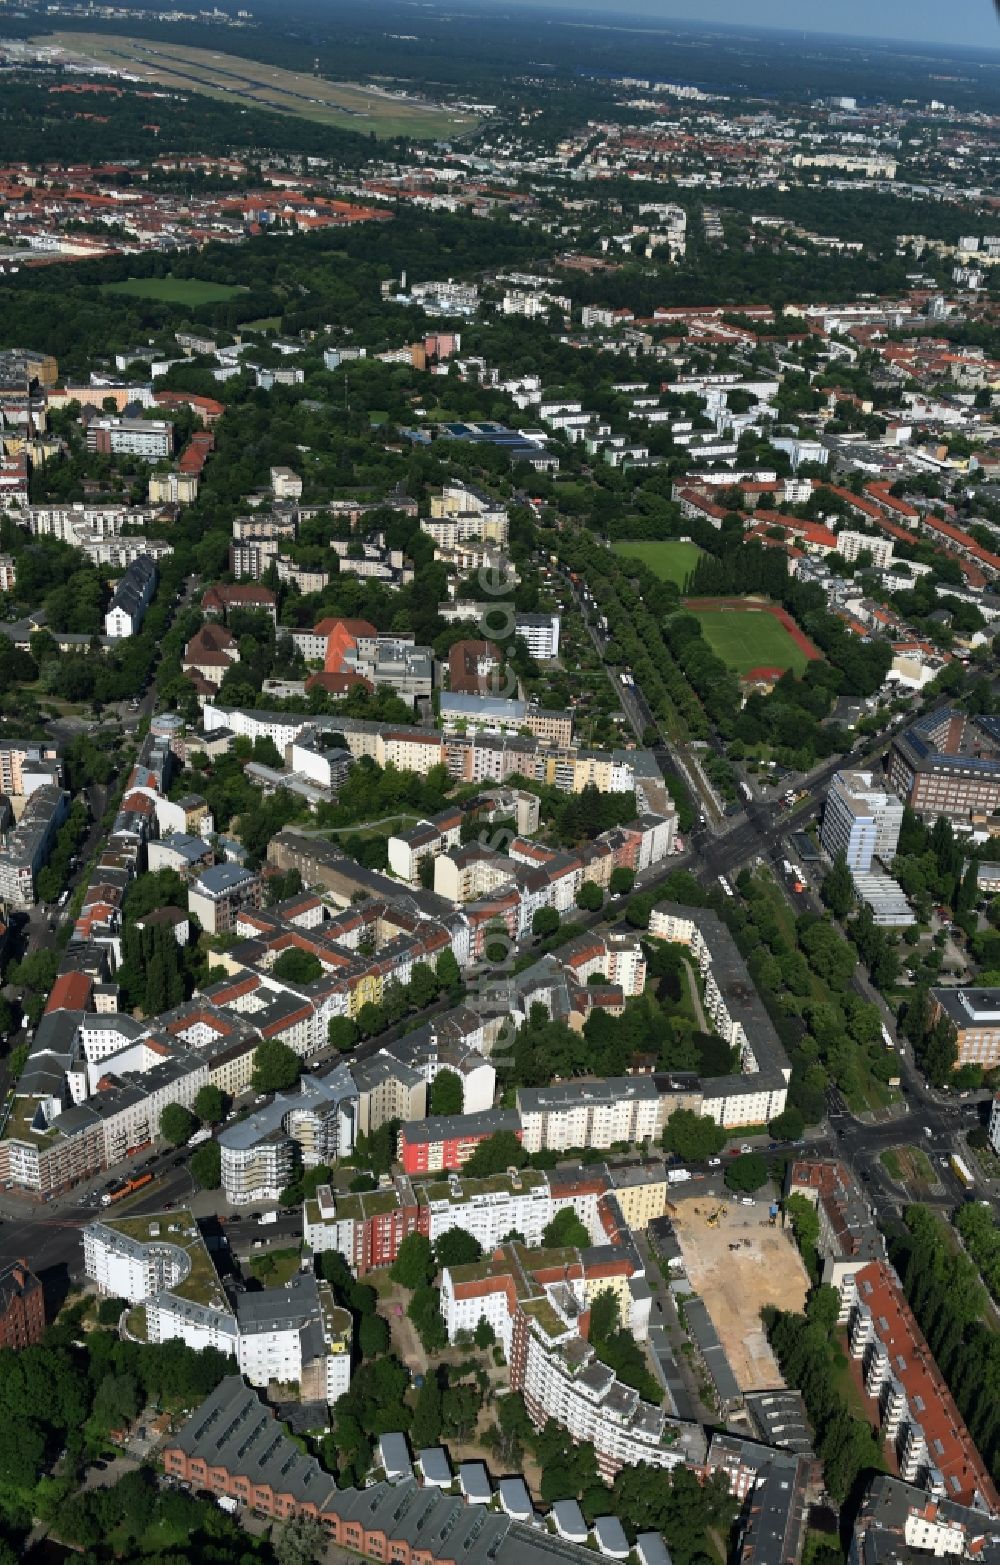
[671,1194,811,1391]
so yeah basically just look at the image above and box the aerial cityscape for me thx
[0,2,999,1563]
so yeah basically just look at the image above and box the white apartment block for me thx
[647,904,790,1127]
[821,771,904,873]
[514,612,561,660]
[86,417,174,460]
[516,1078,660,1155]
[837,530,894,569]
[422,1169,553,1254]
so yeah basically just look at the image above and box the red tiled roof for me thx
[45,971,93,1014]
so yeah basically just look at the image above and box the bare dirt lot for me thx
[671,1195,810,1391]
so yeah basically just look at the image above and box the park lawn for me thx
[693,608,810,676]
[613,539,704,588]
[101,276,248,306]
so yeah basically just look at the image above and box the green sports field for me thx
[612,539,704,587]
[693,608,809,675]
[101,277,248,305]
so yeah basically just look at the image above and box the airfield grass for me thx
[41,33,476,138]
[102,276,247,306]
[693,607,810,676]
[612,539,704,588]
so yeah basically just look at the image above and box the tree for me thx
[408,1286,447,1351]
[92,1371,141,1428]
[724,1153,768,1193]
[575,881,603,912]
[662,1108,726,1162]
[542,1207,590,1249]
[356,1000,386,1039]
[194,1085,225,1124]
[390,1233,435,1290]
[463,1131,527,1176]
[96,1296,128,1326]
[252,1037,301,1094]
[474,1317,496,1350]
[190,1141,222,1190]
[768,1106,804,1142]
[159,1102,197,1146]
[435,949,461,990]
[407,962,439,1011]
[273,1514,328,1565]
[430,1069,463,1117]
[784,1192,821,1279]
[410,1372,443,1448]
[435,1229,483,1268]
[821,851,855,920]
[609,866,635,897]
[272,947,324,985]
[328,1015,359,1051]
[358,1314,390,1359]
[532,906,560,938]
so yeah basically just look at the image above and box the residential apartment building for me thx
[425,482,509,549]
[837,530,894,569]
[821,771,904,873]
[784,1159,884,1295]
[0,738,62,798]
[104,554,157,639]
[188,864,261,935]
[930,988,1000,1069]
[218,1068,358,1203]
[514,612,561,660]
[0,784,70,906]
[86,416,175,460]
[842,1260,998,1510]
[850,1474,1000,1563]
[648,904,790,1127]
[387,809,463,886]
[0,1259,45,1349]
[517,1078,660,1155]
[398,1108,522,1176]
[440,1241,705,1479]
[85,1216,350,1403]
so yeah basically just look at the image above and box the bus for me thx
[717,875,735,898]
[881,1023,896,1051]
[950,1153,975,1190]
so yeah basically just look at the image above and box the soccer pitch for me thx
[693,608,811,675]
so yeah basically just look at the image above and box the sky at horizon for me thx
[515,0,999,51]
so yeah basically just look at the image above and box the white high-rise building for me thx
[821,771,904,873]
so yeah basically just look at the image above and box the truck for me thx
[667,1168,692,1185]
[188,1127,212,1147]
[950,1153,975,1190]
[101,1172,153,1206]
[257,1210,278,1225]
[739,781,752,802]
[881,1023,896,1052]
[216,1496,239,1515]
